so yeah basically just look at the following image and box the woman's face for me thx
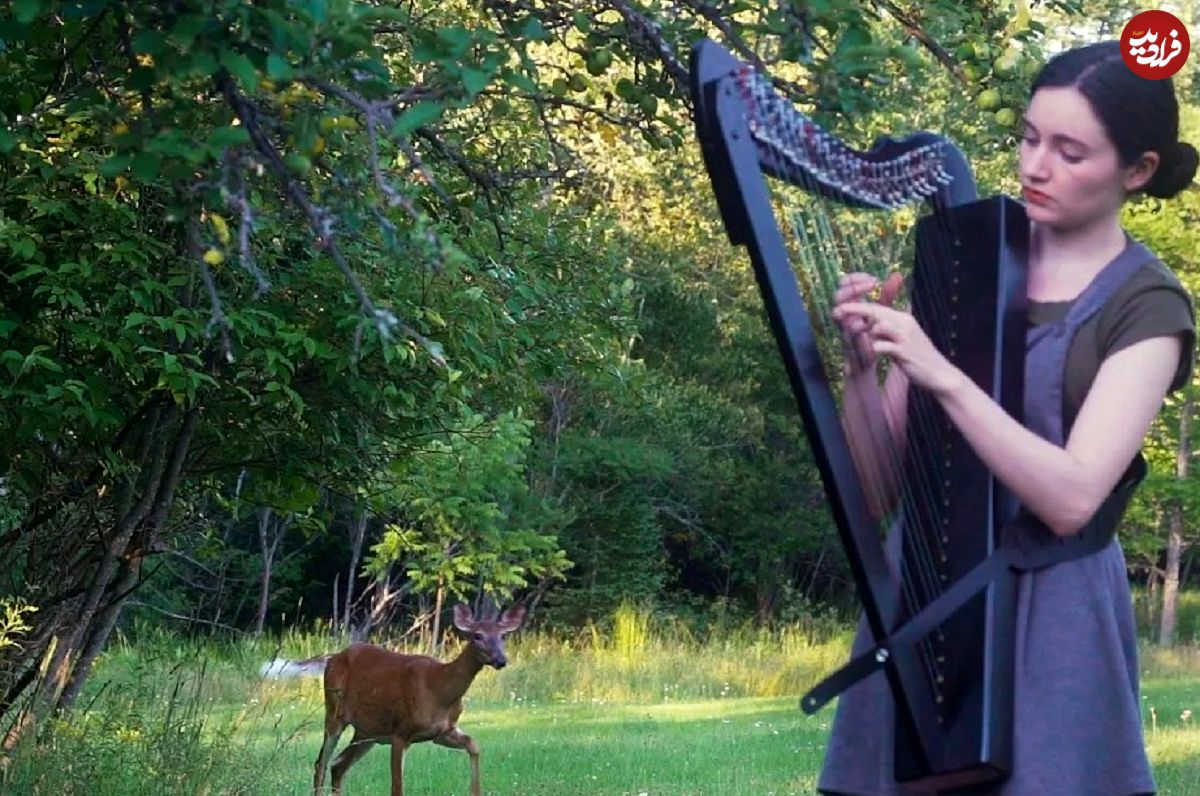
[1018,86,1150,230]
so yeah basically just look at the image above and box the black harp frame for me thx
[690,38,1030,791]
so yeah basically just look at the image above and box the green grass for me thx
[4,611,1200,794]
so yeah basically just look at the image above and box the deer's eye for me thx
[473,632,483,641]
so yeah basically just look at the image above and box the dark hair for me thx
[1031,41,1197,199]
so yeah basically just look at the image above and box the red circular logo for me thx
[1121,10,1190,80]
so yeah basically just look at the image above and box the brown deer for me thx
[312,602,526,796]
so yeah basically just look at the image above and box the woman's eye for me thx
[1062,151,1084,164]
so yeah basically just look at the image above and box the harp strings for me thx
[741,71,965,698]
[782,194,951,692]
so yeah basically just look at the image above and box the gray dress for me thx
[818,238,1189,796]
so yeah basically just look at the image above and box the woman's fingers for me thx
[879,271,905,307]
[831,301,878,322]
[834,273,879,305]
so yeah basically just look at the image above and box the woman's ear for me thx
[1124,151,1161,193]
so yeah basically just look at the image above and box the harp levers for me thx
[689,39,1031,791]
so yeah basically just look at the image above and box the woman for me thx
[817,41,1197,796]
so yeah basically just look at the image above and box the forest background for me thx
[2,0,1200,791]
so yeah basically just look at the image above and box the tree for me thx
[366,409,570,646]
[1,0,1109,755]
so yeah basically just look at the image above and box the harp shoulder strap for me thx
[1004,236,1157,567]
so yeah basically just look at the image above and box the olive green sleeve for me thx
[1103,280,1195,392]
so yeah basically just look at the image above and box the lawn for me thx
[4,620,1199,794]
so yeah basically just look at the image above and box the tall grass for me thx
[459,602,851,705]
[4,602,1200,794]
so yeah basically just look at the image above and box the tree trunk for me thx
[1160,514,1184,646]
[253,508,290,635]
[254,508,274,635]
[343,510,368,633]
[332,573,340,634]
[1160,386,1193,646]
[432,583,445,654]
[3,406,176,751]
[57,408,199,710]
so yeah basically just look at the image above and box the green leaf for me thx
[219,50,258,92]
[208,125,251,148]
[0,129,16,153]
[392,101,443,137]
[520,17,551,41]
[266,52,295,81]
[501,68,539,94]
[839,25,872,51]
[131,152,161,181]
[302,0,328,23]
[189,52,220,76]
[436,26,472,58]
[99,155,130,177]
[14,0,40,24]
[413,38,441,63]
[172,14,206,48]
[131,30,166,55]
[460,67,491,96]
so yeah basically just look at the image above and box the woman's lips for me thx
[1022,187,1053,205]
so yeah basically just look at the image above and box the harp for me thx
[688,40,1029,790]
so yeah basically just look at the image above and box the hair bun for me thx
[1145,141,1198,198]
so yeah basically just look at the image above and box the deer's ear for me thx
[497,603,526,633]
[452,604,475,633]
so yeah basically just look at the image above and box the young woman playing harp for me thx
[821,41,1197,796]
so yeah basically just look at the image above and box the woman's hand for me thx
[831,281,963,396]
[832,271,904,372]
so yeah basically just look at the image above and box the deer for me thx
[311,602,526,796]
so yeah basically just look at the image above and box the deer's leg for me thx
[313,718,346,795]
[329,731,375,795]
[389,738,409,796]
[434,727,481,796]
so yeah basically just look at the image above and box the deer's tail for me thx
[259,654,330,680]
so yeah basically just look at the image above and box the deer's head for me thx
[453,603,526,669]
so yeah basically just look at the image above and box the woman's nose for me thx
[1021,144,1050,180]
